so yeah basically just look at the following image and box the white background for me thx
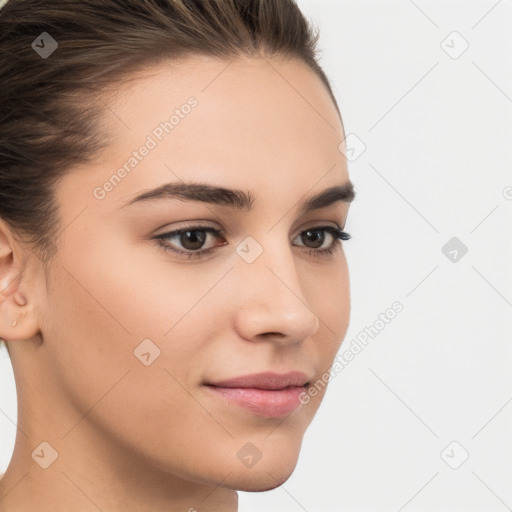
[1,1,511,511]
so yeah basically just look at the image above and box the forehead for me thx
[58,55,349,217]
[107,55,343,152]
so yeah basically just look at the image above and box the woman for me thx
[0,0,355,510]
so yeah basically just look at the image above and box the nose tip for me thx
[234,266,321,346]
[237,309,320,346]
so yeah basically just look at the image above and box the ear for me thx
[0,219,41,343]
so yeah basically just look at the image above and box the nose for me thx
[233,238,321,347]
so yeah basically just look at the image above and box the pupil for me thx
[181,230,206,250]
[305,230,324,248]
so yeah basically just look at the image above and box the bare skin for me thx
[0,54,354,511]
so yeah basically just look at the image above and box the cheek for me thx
[42,251,229,469]
[303,254,350,400]
[53,224,212,339]
[41,241,166,400]
[308,252,350,348]
[43,232,230,411]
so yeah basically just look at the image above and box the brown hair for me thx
[0,0,341,268]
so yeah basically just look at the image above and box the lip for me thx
[203,371,311,418]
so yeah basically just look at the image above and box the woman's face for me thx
[14,55,353,492]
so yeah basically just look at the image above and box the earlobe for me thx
[0,272,37,342]
[0,224,41,343]
[0,273,39,343]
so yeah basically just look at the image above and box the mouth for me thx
[203,371,311,419]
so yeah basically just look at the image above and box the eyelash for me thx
[153,224,351,260]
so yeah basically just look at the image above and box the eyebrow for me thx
[122,180,355,213]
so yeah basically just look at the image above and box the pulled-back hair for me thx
[0,0,340,267]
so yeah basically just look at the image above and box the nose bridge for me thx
[233,234,320,344]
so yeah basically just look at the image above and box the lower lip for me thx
[204,385,305,418]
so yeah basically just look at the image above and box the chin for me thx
[225,456,299,492]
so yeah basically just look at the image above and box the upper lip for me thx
[205,371,311,390]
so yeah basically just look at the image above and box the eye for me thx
[153,224,351,260]
[293,226,351,258]
[154,225,224,259]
